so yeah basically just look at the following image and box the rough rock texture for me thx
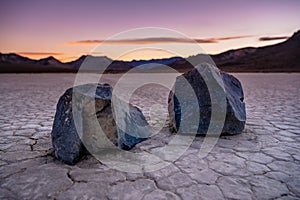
[51,87,86,165]
[51,83,149,164]
[168,63,246,135]
[116,104,149,150]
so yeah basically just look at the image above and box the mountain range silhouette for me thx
[1,30,299,73]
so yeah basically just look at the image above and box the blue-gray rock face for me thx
[116,105,149,150]
[51,83,149,165]
[51,87,85,165]
[168,63,246,135]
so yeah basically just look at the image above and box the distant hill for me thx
[170,30,300,72]
[214,29,300,72]
[1,30,299,73]
[0,53,74,73]
[64,55,132,72]
[0,54,133,73]
[126,57,182,70]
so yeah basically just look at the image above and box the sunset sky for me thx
[0,0,299,61]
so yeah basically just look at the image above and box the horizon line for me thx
[0,34,292,63]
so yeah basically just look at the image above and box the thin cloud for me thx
[18,52,64,56]
[67,35,251,46]
[211,35,251,41]
[258,36,289,41]
[68,40,104,45]
[194,35,251,43]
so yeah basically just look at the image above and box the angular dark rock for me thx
[51,83,149,165]
[116,104,149,150]
[168,63,246,135]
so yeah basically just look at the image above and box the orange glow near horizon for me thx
[16,49,177,62]
[17,52,63,60]
[12,36,289,63]
[16,52,87,62]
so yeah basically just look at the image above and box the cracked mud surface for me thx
[0,73,300,200]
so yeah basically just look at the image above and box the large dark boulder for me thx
[51,87,85,165]
[168,63,246,135]
[51,83,149,165]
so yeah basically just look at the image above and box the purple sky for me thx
[0,0,299,61]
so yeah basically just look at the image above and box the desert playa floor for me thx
[0,73,300,199]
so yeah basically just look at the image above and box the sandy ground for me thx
[0,73,300,199]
